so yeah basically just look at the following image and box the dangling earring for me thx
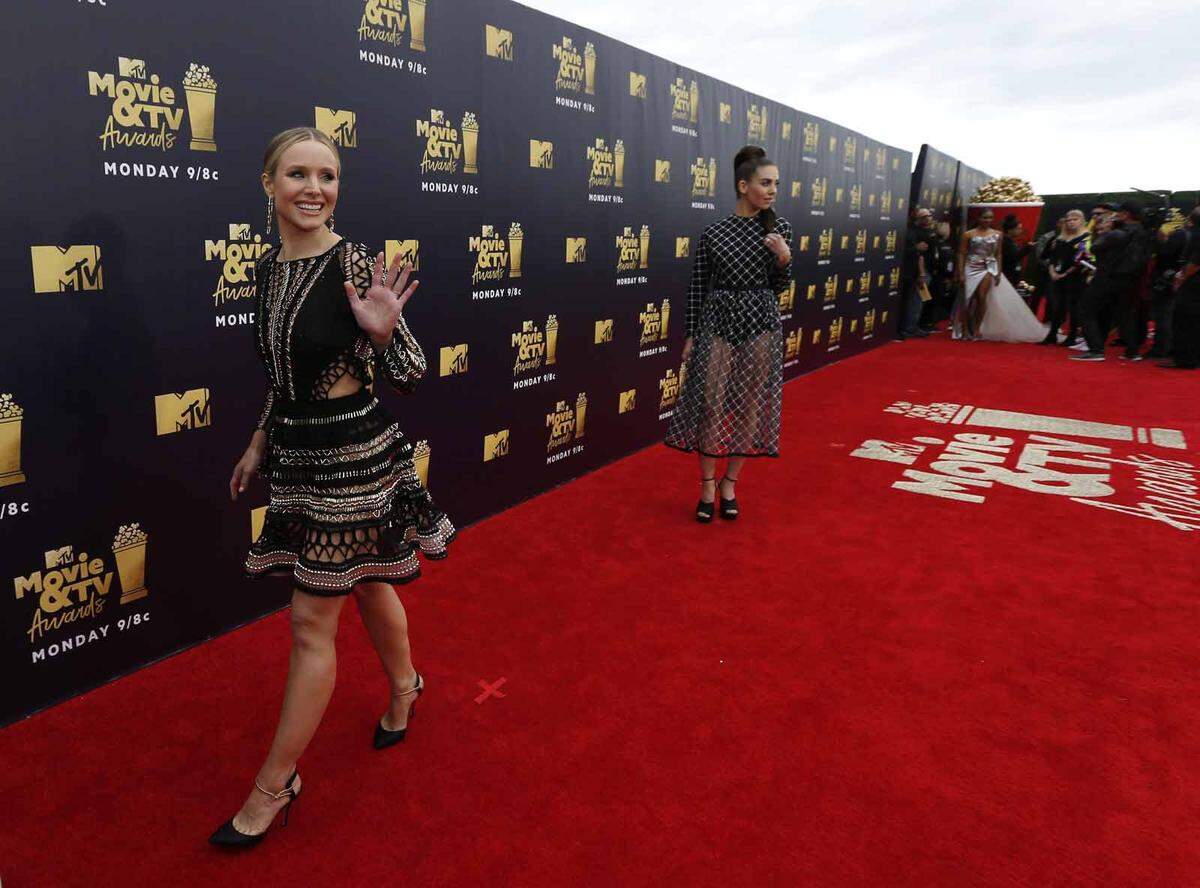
[265,195,275,234]
[326,214,335,232]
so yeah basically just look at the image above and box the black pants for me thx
[1082,275,1137,354]
[1172,284,1200,368]
[1150,282,1176,355]
[1043,278,1082,342]
[1121,289,1149,357]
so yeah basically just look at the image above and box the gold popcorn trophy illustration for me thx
[639,224,650,270]
[182,63,218,152]
[0,394,26,487]
[584,42,597,95]
[614,140,625,188]
[508,222,523,278]
[413,440,431,486]
[660,299,670,339]
[575,393,588,439]
[689,80,699,124]
[707,157,717,197]
[461,112,479,174]
[113,523,149,604]
[408,0,427,51]
[545,314,559,365]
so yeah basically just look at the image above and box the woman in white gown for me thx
[954,208,1048,342]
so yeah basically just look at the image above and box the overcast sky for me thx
[521,0,1199,197]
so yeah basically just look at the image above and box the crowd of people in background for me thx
[900,200,1200,370]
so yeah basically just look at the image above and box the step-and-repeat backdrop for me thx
[0,0,911,724]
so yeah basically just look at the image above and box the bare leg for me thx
[721,456,746,500]
[973,276,993,335]
[354,581,420,730]
[699,455,717,503]
[231,589,345,834]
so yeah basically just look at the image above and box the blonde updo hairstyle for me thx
[263,127,342,179]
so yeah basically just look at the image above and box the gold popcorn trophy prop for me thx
[0,394,26,487]
[614,139,625,188]
[508,222,523,278]
[689,80,699,124]
[113,523,149,604]
[584,42,597,95]
[408,0,427,51]
[638,224,650,270]
[574,393,588,439]
[545,315,559,365]
[659,299,670,338]
[413,440,431,486]
[182,62,218,152]
[461,112,479,174]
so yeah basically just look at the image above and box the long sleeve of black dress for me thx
[342,243,428,395]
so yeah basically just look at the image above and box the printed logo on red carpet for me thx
[852,402,1198,532]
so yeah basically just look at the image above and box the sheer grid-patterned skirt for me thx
[665,287,783,458]
[245,388,455,595]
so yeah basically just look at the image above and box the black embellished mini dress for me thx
[665,213,792,458]
[245,239,454,595]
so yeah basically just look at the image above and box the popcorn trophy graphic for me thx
[508,222,524,278]
[639,224,650,270]
[689,80,699,124]
[575,393,588,439]
[613,139,625,188]
[659,299,670,340]
[584,42,597,95]
[707,158,717,198]
[182,63,218,152]
[0,394,26,487]
[545,314,559,365]
[408,0,428,51]
[113,523,149,604]
[413,440,431,486]
[461,112,479,174]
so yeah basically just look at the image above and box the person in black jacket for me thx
[900,207,936,338]
[1001,215,1034,296]
[1041,210,1089,345]
[1071,202,1149,362]
[1162,208,1200,370]
[1147,219,1190,358]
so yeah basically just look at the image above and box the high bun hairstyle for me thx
[733,145,777,233]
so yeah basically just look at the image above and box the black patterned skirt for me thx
[245,388,455,595]
[664,287,783,458]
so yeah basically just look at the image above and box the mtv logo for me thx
[118,57,146,78]
[44,546,74,569]
[385,239,420,271]
[594,319,613,344]
[675,237,690,258]
[782,121,792,140]
[485,25,514,61]
[719,103,732,124]
[315,107,357,147]
[30,245,103,293]
[439,344,468,376]
[566,237,588,263]
[655,160,671,183]
[229,223,250,240]
[154,389,212,436]
[619,390,636,413]
[250,506,267,543]
[483,430,510,462]
[791,181,802,198]
[629,72,647,98]
[530,140,554,169]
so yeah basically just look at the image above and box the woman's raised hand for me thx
[344,251,420,347]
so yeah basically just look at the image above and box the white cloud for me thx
[520,0,1200,195]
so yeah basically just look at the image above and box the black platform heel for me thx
[696,477,716,523]
[209,770,300,849]
[374,672,424,749]
[719,476,740,520]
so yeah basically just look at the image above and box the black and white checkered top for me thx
[685,213,793,336]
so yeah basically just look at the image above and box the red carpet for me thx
[2,335,1197,886]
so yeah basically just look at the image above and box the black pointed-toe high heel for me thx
[718,476,740,520]
[696,477,716,523]
[209,770,300,849]
[374,672,424,750]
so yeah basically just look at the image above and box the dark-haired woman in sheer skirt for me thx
[666,145,792,522]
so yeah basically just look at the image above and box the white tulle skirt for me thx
[955,262,1048,343]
